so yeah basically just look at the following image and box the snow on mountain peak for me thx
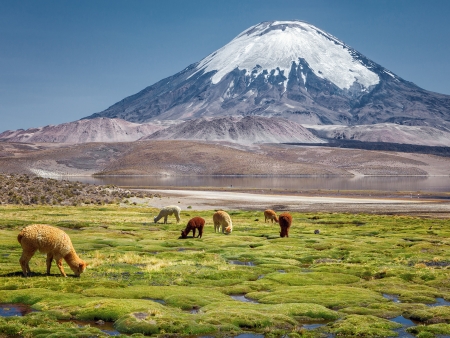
[193,20,379,90]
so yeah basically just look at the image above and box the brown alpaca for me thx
[181,217,205,238]
[213,210,233,234]
[278,212,293,238]
[264,209,279,223]
[17,224,87,277]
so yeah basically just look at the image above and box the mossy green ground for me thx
[0,205,449,337]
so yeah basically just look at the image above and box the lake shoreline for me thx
[137,188,450,217]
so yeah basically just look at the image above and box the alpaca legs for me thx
[46,253,53,275]
[55,256,67,277]
[19,250,35,277]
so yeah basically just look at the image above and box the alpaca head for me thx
[225,226,232,234]
[181,230,188,238]
[153,216,158,223]
[71,260,87,277]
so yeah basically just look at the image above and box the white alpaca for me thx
[213,210,233,234]
[154,205,181,224]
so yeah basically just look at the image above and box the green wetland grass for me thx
[0,205,449,337]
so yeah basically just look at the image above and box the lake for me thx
[63,175,450,193]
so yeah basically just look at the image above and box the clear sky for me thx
[1,0,449,131]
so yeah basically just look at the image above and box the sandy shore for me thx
[143,188,450,217]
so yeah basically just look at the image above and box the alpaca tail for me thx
[17,233,23,245]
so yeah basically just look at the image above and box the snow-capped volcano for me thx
[192,21,379,90]
[84,20,450,133]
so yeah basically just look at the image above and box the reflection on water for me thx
[383,294,401,303]
[427,297,450,307]
[0,303,35,317]
[63,175,450,193]
[230,295,259,303]
[229,260,256,266]
[390,316,418,338]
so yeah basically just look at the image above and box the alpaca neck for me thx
[64,251,81,266]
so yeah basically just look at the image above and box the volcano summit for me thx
[85,20,450,133]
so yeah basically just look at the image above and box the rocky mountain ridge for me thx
[143,115,323,144]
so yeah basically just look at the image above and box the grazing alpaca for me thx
[17,224,87,277]
[213,210,233,234]
[278,212,293,238]
[154,205,181,224]
[264,209,278,223]
[181,217,205,239]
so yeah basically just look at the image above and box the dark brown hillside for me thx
[97,140,345,176]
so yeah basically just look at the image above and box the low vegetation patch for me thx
[0,202,449,337]
[0,173,157,206]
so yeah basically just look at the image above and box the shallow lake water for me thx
[63,175,450,193]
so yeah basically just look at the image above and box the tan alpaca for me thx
[264,209,278,223]
[17,224,87,277]
[213,210,233,234]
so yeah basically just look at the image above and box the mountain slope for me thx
[0,118,167,143]
[308,123,450,147]
[143,116,323,144]
[84,20,450,132]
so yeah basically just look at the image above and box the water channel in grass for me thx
[0,303,121,336]
[63,175,450,194]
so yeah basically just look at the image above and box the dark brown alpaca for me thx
[181,217,205,239]
[278,212,292,238]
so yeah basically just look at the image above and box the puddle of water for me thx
[0,304,121,337]
[390,315,418,338]
[229,260,256,266]
[391,315,416,327]
[230,295,259,303]
[257,274,265,280]
[177,248,200,252]
[186,334,263,338]
[277,270,286,273]
[60,319,120,336]
[383,293,401,303]
[182,306,201,314]
[303,323,325,330]
[143,298,166,305]
[427,297,450,307]
[301,319,333,331]
[0,303,35,317]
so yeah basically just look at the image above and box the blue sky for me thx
[1,0,449,131]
